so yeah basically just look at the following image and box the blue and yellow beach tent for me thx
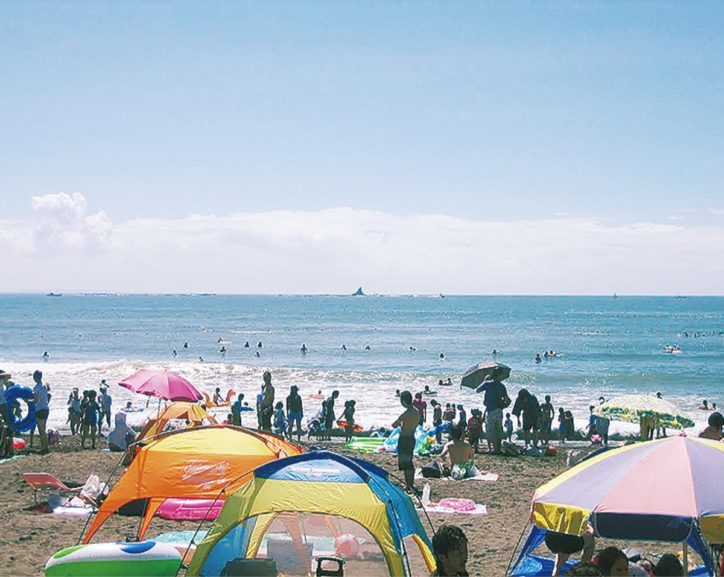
[187,451,436,577]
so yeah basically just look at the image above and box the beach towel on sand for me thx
[415,468,498,482]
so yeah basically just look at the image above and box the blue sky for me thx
[1,2,723,294]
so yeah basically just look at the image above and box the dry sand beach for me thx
[1,433,574,577]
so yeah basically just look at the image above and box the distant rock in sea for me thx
[352,287,365,296]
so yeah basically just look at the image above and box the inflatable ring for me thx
[3,386,36,433]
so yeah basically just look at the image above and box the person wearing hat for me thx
[285,385,304,441]
[98,381,112,436]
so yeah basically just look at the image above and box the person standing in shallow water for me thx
[392,391,421,496]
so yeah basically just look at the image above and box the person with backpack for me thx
[476,367,511,455]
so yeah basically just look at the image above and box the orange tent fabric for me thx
[136,401,217,441]
[83,425,302,542]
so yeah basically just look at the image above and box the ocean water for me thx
[0,294,722,434]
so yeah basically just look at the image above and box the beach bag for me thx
[420,460,443,479]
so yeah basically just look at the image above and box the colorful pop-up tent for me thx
[136,401,217,442]
[187,451,436,577]
[83,426,302,543]
[510,436,723,576]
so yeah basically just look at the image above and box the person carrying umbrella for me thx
[476,367,511,454]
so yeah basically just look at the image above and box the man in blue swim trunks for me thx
[392,390,421,496]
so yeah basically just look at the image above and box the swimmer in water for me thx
[341,344,347,350]
[301,344,308,354]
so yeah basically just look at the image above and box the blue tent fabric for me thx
[509,526,716,577]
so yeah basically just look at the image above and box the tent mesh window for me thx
[207,512,390,576]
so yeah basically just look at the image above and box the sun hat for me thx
[0,369,12,379]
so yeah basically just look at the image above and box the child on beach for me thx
[342,399,356,443]
[272,401,287,436]
[504,412,514,442]
[467,409,483,454]
[432,524,469,577]
[392,391,421,496]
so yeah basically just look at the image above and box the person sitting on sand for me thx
[594,547,628,577]
[699,411,724,441]
[432,524,469,577]
[441,425,478,480]
[392,391,421,495]
[544,530,595,577]
[108,411,136,452]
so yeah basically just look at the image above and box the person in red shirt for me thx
[467,409,483,454]
[412,392,427,426]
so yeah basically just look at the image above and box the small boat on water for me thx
[46,292,63,297]
[664,344,682,354]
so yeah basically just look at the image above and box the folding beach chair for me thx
[22,472,82,505]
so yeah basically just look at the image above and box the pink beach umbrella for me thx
[119,369,203,402]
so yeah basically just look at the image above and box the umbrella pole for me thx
[683,542,688,576]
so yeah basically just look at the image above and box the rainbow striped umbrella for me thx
[595,394,694,429]
[531,436,724,543]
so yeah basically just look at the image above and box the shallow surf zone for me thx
[0,359,711,437]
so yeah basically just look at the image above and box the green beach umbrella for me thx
[594,394,694,429]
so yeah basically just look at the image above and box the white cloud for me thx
[28,193,114,255]
[1,196,723,294]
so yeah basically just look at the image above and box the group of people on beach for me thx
[0,368,52,455]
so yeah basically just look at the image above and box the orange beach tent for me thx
[136,401,217,442]
[83,425,302,543]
